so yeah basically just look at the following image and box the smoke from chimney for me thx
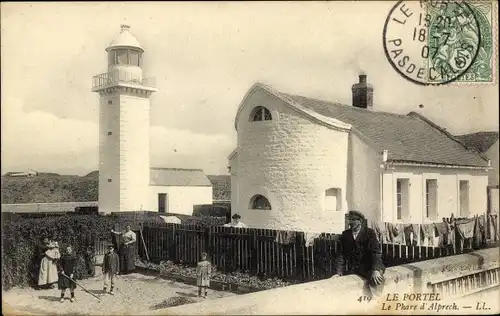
[351,73,374,109]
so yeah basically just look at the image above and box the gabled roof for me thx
[232,83,489,168]
[207,175,231,201]
[234,83,352,132]
[150,168,212,186]
[455,132,499,153]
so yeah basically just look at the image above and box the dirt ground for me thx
[2,272,237,315]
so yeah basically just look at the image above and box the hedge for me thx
[2,212,228,290]
[193,204,230,218]
[2,214,114,290]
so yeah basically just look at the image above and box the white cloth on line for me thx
[304,232,321,247]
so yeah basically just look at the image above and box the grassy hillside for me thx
[1,171,230,204]
[1,175,98,204]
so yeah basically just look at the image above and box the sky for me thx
[1,1,498,176]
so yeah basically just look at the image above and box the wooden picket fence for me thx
[92,213,499,282]
[130,223,483,281]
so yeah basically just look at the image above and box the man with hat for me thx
[333,210,385,297]
[223,213,248,228]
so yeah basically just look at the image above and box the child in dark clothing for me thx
[58,245,77,303]
[103,244,120,295]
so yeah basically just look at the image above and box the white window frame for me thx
[459,180,470,217]
[325,188,341,212]
[396,178,410,221]
[425,179,438,220]
[250,106,272,122]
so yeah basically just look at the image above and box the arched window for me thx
[250,106,272,122]
[250,194,272,210]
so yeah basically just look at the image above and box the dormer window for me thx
[250,106,272,122]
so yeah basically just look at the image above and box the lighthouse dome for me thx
[106,25,144,52]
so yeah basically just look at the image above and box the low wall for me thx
[155,248,500,315]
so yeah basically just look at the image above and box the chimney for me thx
[120,24,131,32]
[351,73,374,109]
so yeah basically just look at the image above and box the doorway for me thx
[158,193,168,213]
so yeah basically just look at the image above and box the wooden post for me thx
[139,222,150,262]
[205,226,212,256]
[250,229,258,275]
[295,232,305,280]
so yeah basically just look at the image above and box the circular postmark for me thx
[383,0,482,85]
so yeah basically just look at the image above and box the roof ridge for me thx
[150,167,204,172]
[283,93,409,119]
[407,112,490,163]
[234,82,352,132]
[456,131,499,137]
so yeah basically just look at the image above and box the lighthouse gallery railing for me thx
[92,71,156,89]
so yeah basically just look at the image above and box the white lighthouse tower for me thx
[92,25,158,213]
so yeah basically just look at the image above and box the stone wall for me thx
[156,248,499,315]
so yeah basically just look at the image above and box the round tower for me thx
[92,25,158,214]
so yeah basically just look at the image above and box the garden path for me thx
[2,272,236,315]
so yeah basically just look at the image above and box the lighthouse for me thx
[92,25,158,214]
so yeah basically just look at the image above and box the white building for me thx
[456,132,499,187]
[149,168,212,215]
[456,131,499,214]
[229,75,490,233]
[5,169,38,177]
[92,25,212,214]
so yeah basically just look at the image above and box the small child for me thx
[57,245,77,303]
[103,244,119,295]
[196,252,212,298]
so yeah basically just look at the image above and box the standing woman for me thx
[34,237,50,289]
[38,239,61,288]
[111,225,136,274]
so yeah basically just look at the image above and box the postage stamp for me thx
[383,0,497,85]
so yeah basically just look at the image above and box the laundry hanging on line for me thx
[488,214,499,241]
[434,222,451,247]
[303,232,321,247]
[371,220,387,243]
[387,223,405,245]
[403,224,419,246]
[456,218,476,240]
[474,215,486,247]
[420,223,435,246]
[275,230,297,245]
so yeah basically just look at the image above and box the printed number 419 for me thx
[357,295,372,303]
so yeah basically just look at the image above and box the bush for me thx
[193,204,230,217]
[137,259,299,290]
[181,216,227,226]
[2,214,114,290]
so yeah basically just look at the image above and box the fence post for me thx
[250,229,258,275]
[171,224,178,261]
[295,232,305,280]
[205,226,211,255]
